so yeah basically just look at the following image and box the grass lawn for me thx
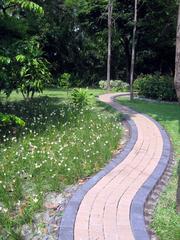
[0,88,122,238]
[117,97,180,240]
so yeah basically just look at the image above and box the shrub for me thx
[99,80,129,91]
[71,88,91,107]
[58,73,71,91]
[14,38,52,100]
[0,38,52,99]
[134,74,177,101]
[99,80,107,89]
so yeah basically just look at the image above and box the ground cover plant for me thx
[117,97,180,240]
[0,89,122,238]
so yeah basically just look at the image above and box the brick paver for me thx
[74,94,163,240]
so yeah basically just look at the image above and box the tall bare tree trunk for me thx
[107,0,113,91]
[175,4,180,103]
[175,4,180,214]
[130,0,138,100]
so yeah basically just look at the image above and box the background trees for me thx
[0,0,178,92]
[34,0,177,85]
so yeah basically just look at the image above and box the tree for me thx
[0,0,50,98]
[0,0,45,126]
[107,0,113,90]
[174,3,180,103]
[130,0,138,100]
[26,0,177,87]
[175,3,180,214]
[39,0,109,86]
[114,0,177,83]
[15,38,51,99]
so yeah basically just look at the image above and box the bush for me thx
[0,38,52,99]
[134,74,177,101]
[99,80,129,91]
[71,88,91,107]
[14,38,52,100]
[58,73,71,90]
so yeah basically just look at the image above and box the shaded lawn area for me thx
[117,97,180,240]
[0,88,107,103]
[0,89,122,238]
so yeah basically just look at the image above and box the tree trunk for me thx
[123,37,131,84]
[175,4,180,103]
[107,0,113,91]
[31,90,35,99]
[175,5,180,214]
[130,0,138,100]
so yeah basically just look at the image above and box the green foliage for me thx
[0,54,14,96]
[1,0,178,88]
[99,80,129,91]
[0,38,52,99]
[0,112,25,127]
[134,74,177,101]
[71,88,91,107]
[0,56,11,64]
[15,38,51,99]
[58,73,71,90]
[31,0,177,86]
[1,0,44,15]
[0,0,45,99]
[15,54,26,63]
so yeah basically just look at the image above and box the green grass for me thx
[117,97,180,240]
[0,88,106,102]
[0,88,122,239]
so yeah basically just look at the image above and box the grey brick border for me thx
[58,93,172,240]
[58,96,138,240]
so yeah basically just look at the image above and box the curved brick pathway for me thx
[58,93,171,240]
